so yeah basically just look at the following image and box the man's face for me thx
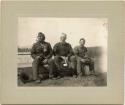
[79,40,85,46]
[60,34,67,42]
[37,34,44,42]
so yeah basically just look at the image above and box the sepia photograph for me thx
[18,17,107,87]
[1,1,124,104]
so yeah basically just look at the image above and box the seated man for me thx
[53,33,77,78]
[31,32,54,83]
[73,38,95,77]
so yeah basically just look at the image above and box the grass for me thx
[18,67,107,87]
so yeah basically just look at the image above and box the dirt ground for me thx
[18,68,107,87]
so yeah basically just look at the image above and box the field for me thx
[18,46,107,86]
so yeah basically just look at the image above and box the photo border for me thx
[1,1,124,104]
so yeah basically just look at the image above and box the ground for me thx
[18,67,107,87]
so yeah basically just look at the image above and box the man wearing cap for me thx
[73,38,95,77]
[31,32,54,83]
[53,33,77,78]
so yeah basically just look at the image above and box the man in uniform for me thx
[31,32,54,83]
[73,38,95,77]
[53,33,77,78]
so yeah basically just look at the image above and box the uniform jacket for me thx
[31,41,53,59]
[74,45,87,58]
[53,42,73,57]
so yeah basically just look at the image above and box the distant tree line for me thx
[18,47,31,52]
[18,46,103,57]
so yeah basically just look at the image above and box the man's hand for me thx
[81,58,90,63]
[36,56,41,60]
[43,59,48,64]
[81,59,86,63]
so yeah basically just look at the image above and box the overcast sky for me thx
[18,17,107,48]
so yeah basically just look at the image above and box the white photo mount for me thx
[1,1,124,104]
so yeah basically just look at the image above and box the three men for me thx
[31,32,95,83]
[31,32,54,83]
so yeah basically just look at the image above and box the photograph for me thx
[18,17,107,87]
[1,1,124,104]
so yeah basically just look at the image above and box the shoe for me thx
[35,79,41,83]
[49,75,54,79]
[39,74,44,79]
[90,71,95,75]
[73,75,77,78]
[49,75,56,80]
[51,77,57,80]
[56,75,61,79]
[79,73,83,77]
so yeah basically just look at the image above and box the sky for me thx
[18,17,108,48]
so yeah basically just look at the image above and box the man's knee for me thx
[33,57,41,63]
[70,56,76,62]
[90,58,94,65]
[69,56,77,69]
[54,55,60,60]
[48,58,54,64]
[54,55,63,63]
[76,57,82,63]
[91,59,94,63]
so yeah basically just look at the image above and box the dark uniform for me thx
[31,41,53,80]
[53,42,73,57]
[53,42,76,76]
[74,45,95,76]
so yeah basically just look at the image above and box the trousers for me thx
[32,57,54,80]
[70,56,95,75]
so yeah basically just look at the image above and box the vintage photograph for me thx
[18,17,107,86]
